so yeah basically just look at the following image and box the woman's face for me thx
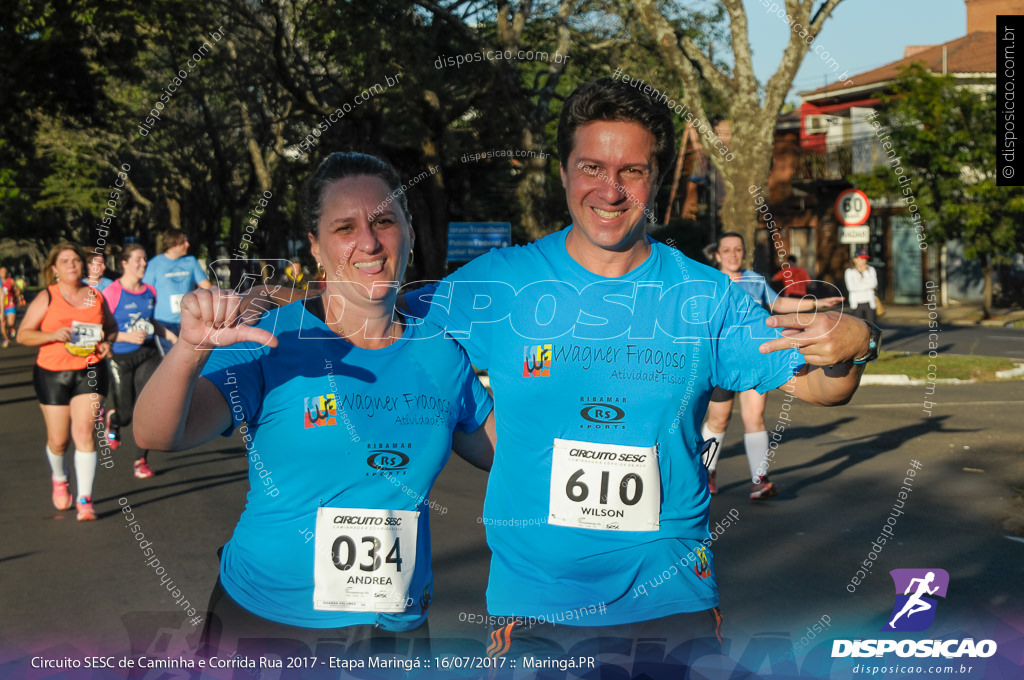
[309,174,413,305]
[123,249,148,279]
[54,250,83,284]
[715,236,745,275]
[87,255,105,279]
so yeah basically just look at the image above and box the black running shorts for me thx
[709,386,735,402]
[33,362,108,406]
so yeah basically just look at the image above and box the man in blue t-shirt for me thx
[401,78,879,669]
[143,228,210,351]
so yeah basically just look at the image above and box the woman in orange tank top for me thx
[17,242,118,521]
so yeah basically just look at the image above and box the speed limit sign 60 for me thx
[835,189,870,226]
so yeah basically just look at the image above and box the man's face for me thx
[169,238,189,258]
[560,120,659,255]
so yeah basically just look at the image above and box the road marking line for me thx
[849,400,1023,408]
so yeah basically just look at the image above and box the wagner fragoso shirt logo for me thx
[883,568,949,632]
[523,344,552,377]
[304,393,337,429]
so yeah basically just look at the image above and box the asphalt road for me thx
[880,321,1024,360]
[1,341,1022,679]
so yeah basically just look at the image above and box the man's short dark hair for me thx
[162,228,187,252]
[787,254,797,264]
[557,78,676,184]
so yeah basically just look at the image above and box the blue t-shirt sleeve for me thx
[141,258,158,286]
[404,280,443,324]
[191,256,210,286]
[711,284,802,393]
[453,354,493,433]
[200,342,267,436]
[403,251,509,370]
[762,279,779,307]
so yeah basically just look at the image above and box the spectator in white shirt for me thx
[844,248,878,324]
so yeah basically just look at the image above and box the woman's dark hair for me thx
[304,152,411,236]
[716,231,746,252]
[557,78,676,184]
[115,243,146,273]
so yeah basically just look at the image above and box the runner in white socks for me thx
[701,232,842,499]
[18,243,118,520]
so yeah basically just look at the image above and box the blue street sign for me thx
[446,222,511,262]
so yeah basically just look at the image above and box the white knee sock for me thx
[701,424,726,471]
[47,445,67,481]
[744,431,771,482]
[75,450,98,499]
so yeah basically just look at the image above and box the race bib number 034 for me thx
[313,507,419,612]
[548,438,660,532]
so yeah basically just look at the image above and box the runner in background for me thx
[282,260,309,290]
[102,243,177,477]
[17,242,117,521]
[143,229,211,353]
[772,255,811,297]
[84,253,115,291]
[0,270,8,348]
[1,265,24,347]
[701,232,842,499]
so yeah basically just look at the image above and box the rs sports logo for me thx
[580,403,625,423]
[367,450,410,471]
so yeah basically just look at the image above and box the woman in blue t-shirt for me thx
[135,153,495,654]
[102,244,176,478]
[701,232,842,499]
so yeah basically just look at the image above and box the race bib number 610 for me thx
[548,438,661,532]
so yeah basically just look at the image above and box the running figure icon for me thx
[888,571,939,628]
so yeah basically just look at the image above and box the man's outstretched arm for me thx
[759,310,876,406]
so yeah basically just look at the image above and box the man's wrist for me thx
[852,321,882,364]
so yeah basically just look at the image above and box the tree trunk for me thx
[631,0,845,269]
[518,126,553,239]
[716,131,774,264]
[418,137,448,282]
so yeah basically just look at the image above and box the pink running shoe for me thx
[52,478,72,511]
[133,458,155,479]
[750,477,778,500]
[76,496,97,521]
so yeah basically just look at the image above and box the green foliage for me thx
[853,64,1024,263]
[0,0,734,279]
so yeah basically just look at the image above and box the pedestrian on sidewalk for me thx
[844,249,878,325]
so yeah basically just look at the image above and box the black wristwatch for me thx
[852,321,882,365]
